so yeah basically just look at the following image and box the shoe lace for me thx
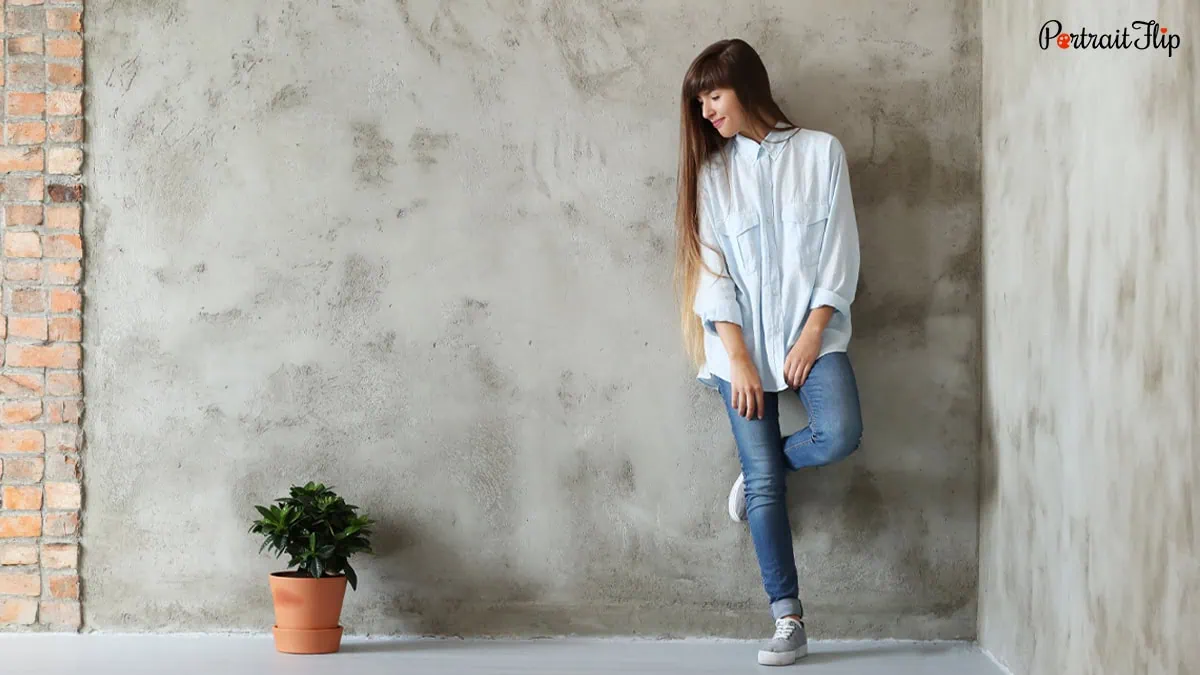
[773,618,800,640]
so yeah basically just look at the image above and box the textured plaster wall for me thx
[81,0,981,637]
[980,1,1199,672]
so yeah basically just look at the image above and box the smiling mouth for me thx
[713,117,726,129]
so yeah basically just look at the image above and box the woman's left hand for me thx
[784,329,821,389]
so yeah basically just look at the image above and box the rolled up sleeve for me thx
[693,191,742,336]
[809,139,860,317]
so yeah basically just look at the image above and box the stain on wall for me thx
[82,0,981,638]
[979,0,1199,672]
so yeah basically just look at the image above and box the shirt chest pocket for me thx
[721,210,760,274]
[783,202,829,269]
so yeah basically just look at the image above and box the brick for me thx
[48,261,81,284]
[43,451,79,481]
[47,184,82,202]
[39,600,79,628]
[50,288,80,312]
[7,344,80,368]
[46,9,82,32]
[0,148,43,172]
[1,486,43,511]
[4,232,41,257]
[48,574,78,599]
[6,260,42,280]
[0,515,41,538]
[44,427,79,453]
[10,0,48,5]
[46,36,81,59]
[8,92,46,116]
[48,118,82,142]
[0,457,44,481]
[46,205,80,230]
[8,62,45,87]
[0,430,43,453]
[8,36,44,56]
[10,287,46,312]
[46,372,81,395]
[0,573,41,596]
[49,317,80,342]
[0,373,43,397]
[1,400,42,423]
[46,91,79,115]
[44,512,78,536]
[44,233,81,258]
[44,483,80,510]
[47,63,82,87]
[6,204,44,226]
[41,543,77,569]
[6,122,47,145]
[62,399,82,422]
[8,317,47,341]
[9,318,45,342]
[47,398,82,423]
[0,544,38,565]
[5,175,45,201]
[47,147,82,175]
[5,8,46,32]
[0,598,38,625]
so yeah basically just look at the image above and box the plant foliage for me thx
[250,482,375,590]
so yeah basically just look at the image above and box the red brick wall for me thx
[0,0,83,631]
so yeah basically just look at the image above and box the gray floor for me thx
[0,634,1004,674]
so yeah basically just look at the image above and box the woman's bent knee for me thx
[817,418,863,464]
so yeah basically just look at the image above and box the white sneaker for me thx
[727,472,747,522]
[758,617,808,666]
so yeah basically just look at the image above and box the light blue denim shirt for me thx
[694,126,860,392]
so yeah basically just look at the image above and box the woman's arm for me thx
[808,137,861,318]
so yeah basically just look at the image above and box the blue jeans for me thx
[715,351,863,620]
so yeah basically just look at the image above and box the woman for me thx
[673,39,864,666]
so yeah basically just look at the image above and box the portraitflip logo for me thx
[1040,20,1181,57]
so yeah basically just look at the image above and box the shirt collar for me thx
[733,121,796,162]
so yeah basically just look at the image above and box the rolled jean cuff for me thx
[771,597,803,620]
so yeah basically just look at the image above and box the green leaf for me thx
[250,483,374,575]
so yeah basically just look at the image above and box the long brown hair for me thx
[674,39,797,367]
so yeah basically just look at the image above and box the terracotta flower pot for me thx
[268,572,348,654]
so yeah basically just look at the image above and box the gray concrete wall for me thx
[82,0,981,637]
[979,1,1199,672]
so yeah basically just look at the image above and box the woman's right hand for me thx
[729,354,764,420]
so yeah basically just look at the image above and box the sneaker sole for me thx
[757,644,808,666]
[727,475,746,523]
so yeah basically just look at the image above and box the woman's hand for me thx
[730,353,764,420]
[786,307,834,388]
[784,329,821,389]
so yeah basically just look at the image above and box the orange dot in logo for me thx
[1161,27,1168,33]
[1057,33,1071,49]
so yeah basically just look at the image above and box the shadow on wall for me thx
[343,456,974,637]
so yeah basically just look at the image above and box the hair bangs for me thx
[682,51,734,103]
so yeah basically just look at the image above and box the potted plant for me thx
[250,482,375,654]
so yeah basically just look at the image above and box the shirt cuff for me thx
[699,304,743,336]
[810,287,851,317]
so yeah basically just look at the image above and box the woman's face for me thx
[697,87,747,139]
